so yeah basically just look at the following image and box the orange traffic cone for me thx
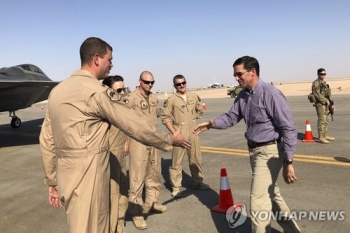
[211,168,235,213]
[202,102,207,110]
[302,120,315,142]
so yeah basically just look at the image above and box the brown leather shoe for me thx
[151,203,167,213]
[132,216,147,230]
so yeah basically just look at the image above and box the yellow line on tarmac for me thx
[0,131,39,138]
[201,146,350,167]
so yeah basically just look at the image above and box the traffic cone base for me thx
[211,168,235,213]
[302,120,315,142]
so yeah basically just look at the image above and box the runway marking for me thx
[201,146,350,167]
[0,131,39,137]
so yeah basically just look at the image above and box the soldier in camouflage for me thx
[311,68,335,144]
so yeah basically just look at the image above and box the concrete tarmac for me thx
[0,95,349,233]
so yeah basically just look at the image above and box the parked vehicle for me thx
[227,86,243,98]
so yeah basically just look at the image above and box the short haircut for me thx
[173,74,186,84]
[233,56,260,76]
[102,75,124,88]
[317,68,326,74]
[80,37,113,66]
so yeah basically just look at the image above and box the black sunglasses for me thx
[140,78,155,85]
[319,73,326,76]
[175,81,187,87]
[116,88,125,93]
[233,71,248,78]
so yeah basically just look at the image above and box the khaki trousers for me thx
[248,143,300,233]
[110,148,128,233]
[57,149,110,233]
[128,139,161,215]
[169,133,203,192]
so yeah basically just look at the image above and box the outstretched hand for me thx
[49,185,63,208]
[172,123,191,149]
[193,121,213,136]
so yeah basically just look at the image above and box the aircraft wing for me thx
[0,80,59,112]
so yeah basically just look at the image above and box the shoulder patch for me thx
[163,100,168,108]
[106,88,122,102]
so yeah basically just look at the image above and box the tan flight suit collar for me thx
[135,87,153,99]
[71,69,99,81]
[174,91,188,99]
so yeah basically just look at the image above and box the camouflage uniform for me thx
[311,78,333,143]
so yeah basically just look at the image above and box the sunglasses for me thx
[140,78,155,85]
[319,73,326,76]
[233,71,248,78]
[116,88,125,93]
[175,81,187,87]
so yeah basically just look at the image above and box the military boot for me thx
[132,216,147,230]
[318,133,330,144]
[325,132,335,141]
[151,203,167,213]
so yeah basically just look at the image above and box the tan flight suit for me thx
[40,70,173,233]
[109,125,128,233]
[161,92,204,192]
[312,78,331,135]
[127,87,162,215]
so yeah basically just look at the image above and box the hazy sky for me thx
[2,0,349,90]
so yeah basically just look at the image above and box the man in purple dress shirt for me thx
[194,56,300,233]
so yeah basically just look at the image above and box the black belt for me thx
[247,138,282,149]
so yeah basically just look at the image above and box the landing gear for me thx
[9,111,22,128]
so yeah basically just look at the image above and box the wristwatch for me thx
[283,159,293,165]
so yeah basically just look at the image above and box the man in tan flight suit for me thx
[161,74,209,198]
[127,71,167,230]
[39,37,191,233]
[102,75,129,233]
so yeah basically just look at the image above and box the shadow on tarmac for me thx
[159,158,279,233]
[0,118,43,148]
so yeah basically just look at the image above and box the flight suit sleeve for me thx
[195,94,204,119]
[39,108,57,186]
[161,97,174,125]
[96,90,173,151]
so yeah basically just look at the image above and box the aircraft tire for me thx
[11,117,21,128]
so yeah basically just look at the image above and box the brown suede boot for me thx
[325,132,335,141]
[319,133,330,144]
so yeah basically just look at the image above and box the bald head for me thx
[140,71,154,80]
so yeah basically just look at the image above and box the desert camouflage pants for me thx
[315,103,330,134]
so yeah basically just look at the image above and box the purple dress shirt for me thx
[213,78,297,159]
